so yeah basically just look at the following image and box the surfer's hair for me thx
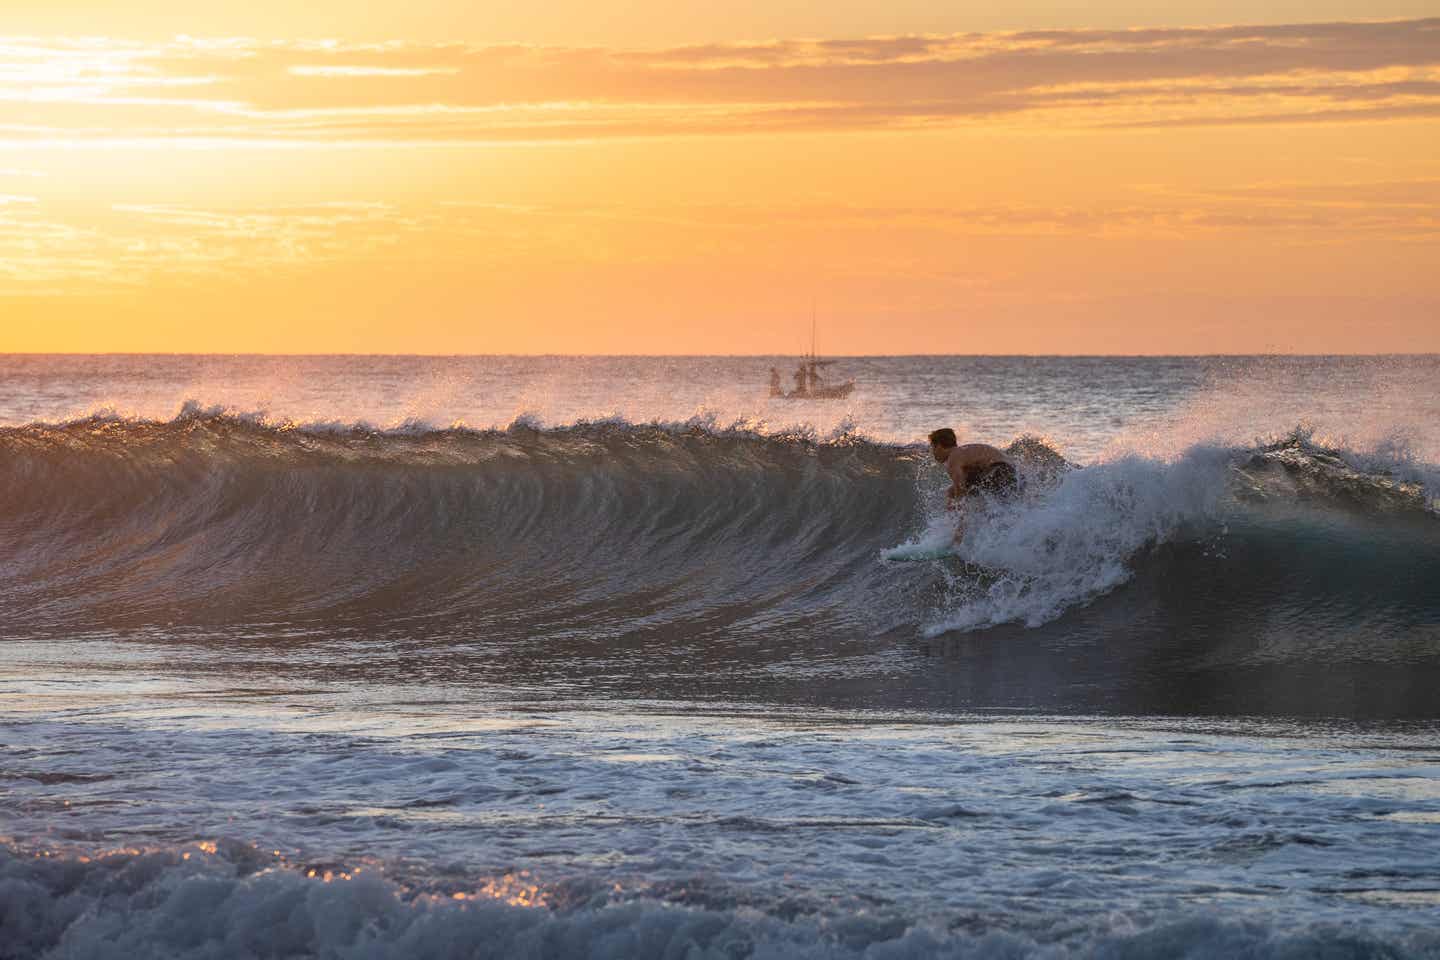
[928,428,957,448]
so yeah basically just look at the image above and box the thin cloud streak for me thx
[2,185,1435,293]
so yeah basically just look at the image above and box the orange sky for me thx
[1,5,1438,354]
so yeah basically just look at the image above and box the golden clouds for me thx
[1,19,1438,353]
[1,20,1438,145]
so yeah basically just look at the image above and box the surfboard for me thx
[881,542,1008,584]
[881,541,960,562]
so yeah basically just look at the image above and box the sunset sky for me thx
[1,3,1437,354]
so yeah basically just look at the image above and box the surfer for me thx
[928,428,1018,509]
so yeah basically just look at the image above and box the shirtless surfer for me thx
[928,428,1018,511]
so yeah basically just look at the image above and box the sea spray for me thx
[927,443,1233,633]
[3,411,1434,646]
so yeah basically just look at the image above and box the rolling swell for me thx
[1,411,1437,661]
[0,411,926,641]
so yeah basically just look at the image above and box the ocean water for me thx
[2,354,1438,958]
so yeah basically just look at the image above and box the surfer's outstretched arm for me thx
[949,492,970,542]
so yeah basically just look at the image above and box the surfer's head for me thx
[928,428,957,462]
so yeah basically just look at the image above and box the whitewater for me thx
[2,354,1438,958]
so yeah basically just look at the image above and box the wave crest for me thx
[1,410,1435,640]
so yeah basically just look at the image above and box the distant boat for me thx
[767,307,855,400]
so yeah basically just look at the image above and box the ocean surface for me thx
[2,354,1438,958]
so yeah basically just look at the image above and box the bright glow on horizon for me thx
[1,10,1437,354]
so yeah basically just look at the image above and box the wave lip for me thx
[1237,427,1439,513]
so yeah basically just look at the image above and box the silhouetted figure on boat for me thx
[768,310,856,400]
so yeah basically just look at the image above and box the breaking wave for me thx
[5,843,1437,960]
[1,406,1436,642]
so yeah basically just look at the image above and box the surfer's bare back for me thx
[928,428,1018,509]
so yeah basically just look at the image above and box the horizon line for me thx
[2,350,1438,360]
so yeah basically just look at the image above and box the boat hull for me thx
[780,382,854,400]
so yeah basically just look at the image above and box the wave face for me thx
[2,410,1438,661]
[0,410,927,640]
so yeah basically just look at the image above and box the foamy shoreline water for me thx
[5,694,1440,958]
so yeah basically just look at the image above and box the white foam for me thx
[922,443,1233,634]
[7,847,1436,960]
[6,705,1440,959]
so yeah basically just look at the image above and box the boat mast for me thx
[811,299,816,361]
[808,299,819,390]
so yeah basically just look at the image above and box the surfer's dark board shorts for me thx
[969,461,1019,498]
